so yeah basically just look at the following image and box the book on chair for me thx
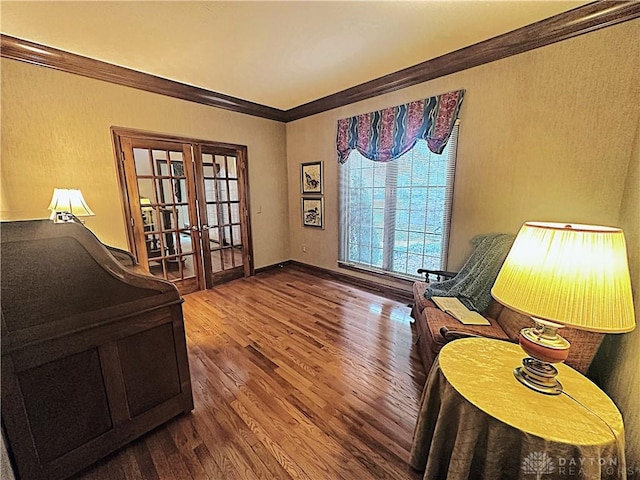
[431,297,491,325]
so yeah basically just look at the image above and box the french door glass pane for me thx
[206,204,218,225]
[203,164,215,177]
[179,230,193,253]
[228,180,239,201]
[232,226,242,248]
[209,226,221,246]
[137,179,156,203]
[226,157,238,178]
[215,180,227,201]
[221,204,230,225]
[204,179,216,202]
[230,203,240,223]
[134,149,152,175]
[215,156,226,176]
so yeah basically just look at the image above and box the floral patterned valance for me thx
[336,89,465,163]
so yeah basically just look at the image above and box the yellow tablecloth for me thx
[410,338,626,479]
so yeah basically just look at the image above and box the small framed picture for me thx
[301,161,323,194]
[302,197,324,229]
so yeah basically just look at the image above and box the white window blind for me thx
[338,124,459,279]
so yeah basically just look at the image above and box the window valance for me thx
[336,89,465,163]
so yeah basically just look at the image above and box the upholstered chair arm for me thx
[439,326,514,345]
[439,326,484,342]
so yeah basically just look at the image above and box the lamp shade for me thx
[139,197,153,211]
[48,188,95,217]
[492,222,635,333]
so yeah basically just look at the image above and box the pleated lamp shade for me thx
[492,222,635,333]
[48,188,95,217]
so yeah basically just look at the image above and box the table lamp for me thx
[140,197,154,226]
[491,222,635,395]
[48,188,95,223]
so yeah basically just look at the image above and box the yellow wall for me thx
[591,122,640,468]
[0,59,290,268]
[286,19,639,284]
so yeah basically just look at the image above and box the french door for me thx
[112,129,253,295]
[194,145,250,286]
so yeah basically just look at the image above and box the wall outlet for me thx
[302,244,307,253]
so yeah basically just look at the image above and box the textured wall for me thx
[591,122,640,471]
[286,19,639,281]
[0,60,290,268]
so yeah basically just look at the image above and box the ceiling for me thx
[1,1,588,110]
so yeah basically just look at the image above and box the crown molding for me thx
[2,1,638,123]
[0,34,288,122]
[285,1,640,121]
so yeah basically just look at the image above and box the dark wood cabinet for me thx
[1,220,193,480]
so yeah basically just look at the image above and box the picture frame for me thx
[301,161,323,194]
[302,197,324,229]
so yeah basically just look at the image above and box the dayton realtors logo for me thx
[522,452,555,479]
[522,451,636,478]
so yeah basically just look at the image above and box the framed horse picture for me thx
[301,161,323,194]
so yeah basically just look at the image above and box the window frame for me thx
[338,124,459,281]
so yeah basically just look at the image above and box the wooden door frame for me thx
[111,127,255,288]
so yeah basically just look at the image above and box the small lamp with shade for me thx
[48,188,95,223]
[491,221,635,395]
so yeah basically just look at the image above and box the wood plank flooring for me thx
[75,266,426,479]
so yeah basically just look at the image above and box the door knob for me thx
[191,226,199,231]
[202,225,211,230]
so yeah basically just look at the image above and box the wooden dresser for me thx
[1,220,193,479]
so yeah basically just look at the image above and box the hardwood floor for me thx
[74,266,426,479]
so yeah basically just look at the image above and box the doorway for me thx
[112,128,254,295]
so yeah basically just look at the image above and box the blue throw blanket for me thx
[424,233,515,313]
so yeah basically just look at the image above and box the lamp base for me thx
[514,357,562,395]
[51,212,84,224]
[514,318,570,395]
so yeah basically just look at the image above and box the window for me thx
[339,124,459,279]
